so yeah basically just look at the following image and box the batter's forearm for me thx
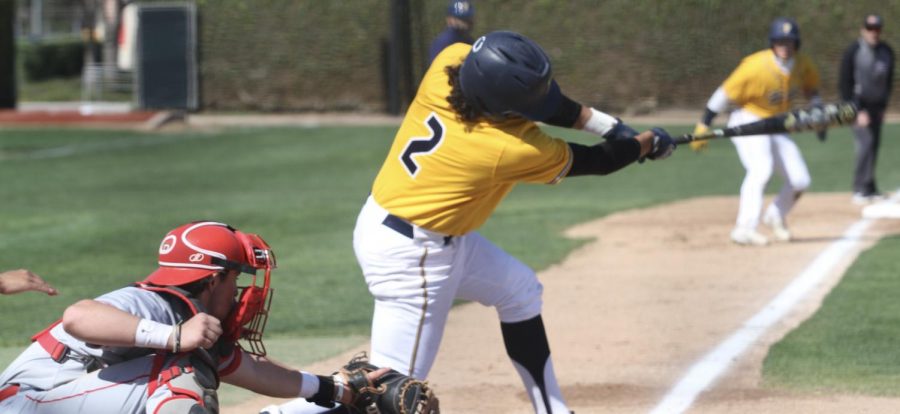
[566,140,641,176]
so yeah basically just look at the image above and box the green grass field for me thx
[763,235,900,396]
[1,123,899,396]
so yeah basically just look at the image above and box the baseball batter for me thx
[267,31,675,414]
[691,17,823,246]
[0,221,385,413]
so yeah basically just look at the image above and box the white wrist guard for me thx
[581,107,618,136]
[134,318,174,349]
[332,374,345,403]
[298,371,321,398]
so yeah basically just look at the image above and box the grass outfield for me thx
[1,124,898,383]
[763,235,900,395]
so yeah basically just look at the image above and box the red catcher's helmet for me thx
[144,221,257,286]
[143,221,277,356]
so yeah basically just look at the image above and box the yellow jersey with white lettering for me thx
[371,43,572,236]
[722,49,820,118]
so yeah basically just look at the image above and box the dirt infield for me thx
[0,108,161,128]
[225,192,900,413]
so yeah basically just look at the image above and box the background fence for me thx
[22,0,899,114]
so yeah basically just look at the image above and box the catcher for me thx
[0,221,396,413]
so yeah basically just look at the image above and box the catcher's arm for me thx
[222,352,389,403]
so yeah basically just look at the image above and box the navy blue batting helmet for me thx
[769,17,800,49]
[459,31,562,122]
[448,0,475,21]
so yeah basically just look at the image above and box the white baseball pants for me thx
[354,196,545,378]
[729,109,811,230]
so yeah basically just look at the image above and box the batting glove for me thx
[689,123,710,152]
[602,118,639,141]
[647,127,676,161]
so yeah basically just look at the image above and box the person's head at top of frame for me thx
[446,0,474,32]
[769,17,801,61]
[447,31,562,124]
[861,14,884,46]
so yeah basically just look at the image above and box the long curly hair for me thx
[445,64,484,123]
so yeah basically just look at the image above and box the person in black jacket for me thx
[839,14,895,204]
[426,0,475,67]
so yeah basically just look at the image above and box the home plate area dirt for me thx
[228,193,900,414]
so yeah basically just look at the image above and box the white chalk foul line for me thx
[650,191,900,414]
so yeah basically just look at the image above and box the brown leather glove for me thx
[339,353,439,414]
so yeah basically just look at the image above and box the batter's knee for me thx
[791,175,811,192]
[495,265,544,323]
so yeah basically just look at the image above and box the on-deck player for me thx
[690,17,823,246]
[0,221,385,414]
[265,30,675,414]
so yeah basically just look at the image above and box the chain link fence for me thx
[159,0,900,113]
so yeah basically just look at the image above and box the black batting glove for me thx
[647,127,676,161]
[602,118,639,141]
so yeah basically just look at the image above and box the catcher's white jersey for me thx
[0,287,239,414]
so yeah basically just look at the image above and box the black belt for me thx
[382,214,452,245]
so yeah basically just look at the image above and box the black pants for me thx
[852,108,885,196]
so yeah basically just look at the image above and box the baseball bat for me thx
[674,102,858,145]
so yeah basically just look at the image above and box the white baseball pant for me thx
[729,109,811,231]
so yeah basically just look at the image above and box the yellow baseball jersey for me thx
[371,43,572,236]
[722,49,820,118]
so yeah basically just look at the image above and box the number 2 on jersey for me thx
[400,113,445,177]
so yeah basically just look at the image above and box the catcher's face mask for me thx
[223,231,276,356]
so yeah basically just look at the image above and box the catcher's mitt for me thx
[339,353,440,414]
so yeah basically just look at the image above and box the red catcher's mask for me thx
[223,231,276,356]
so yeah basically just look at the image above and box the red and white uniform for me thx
[0,287,241,414]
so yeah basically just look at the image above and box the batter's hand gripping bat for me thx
[674,102,858,145]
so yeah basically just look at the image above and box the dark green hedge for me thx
[197,0,900,113]
[19,37,88,82]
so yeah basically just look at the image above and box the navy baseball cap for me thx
[448,0,475,21]
[864,14,883,29]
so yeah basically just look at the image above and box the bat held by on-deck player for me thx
[674,102,858,145]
